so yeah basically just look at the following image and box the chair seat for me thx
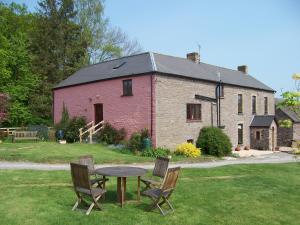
[76,187,106,197]
[90,177,109,185]
[142,188,170,198]
[141,177,161,187]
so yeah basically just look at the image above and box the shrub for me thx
[196,127,232,157]
[64,117,87,143]
[141,147,170,158]
[97,122,126,145]
[175,142,201,157]
[128,132,142,151]
[0,131,7,141]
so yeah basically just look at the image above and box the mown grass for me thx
[0,163,299,225]
[0,142,216,164]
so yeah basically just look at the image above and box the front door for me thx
[94,104,103,124]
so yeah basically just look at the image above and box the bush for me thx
[0,131,7,141]
[196,127,232,157]
[97,122,126,145]
[128,132,142,151]
[64,117,87,143]
[175,142,201,157]
[141,147,170,158]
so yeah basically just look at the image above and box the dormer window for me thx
[123,79,132,96]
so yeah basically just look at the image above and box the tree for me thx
[277,73,300,128]
[0,3,39,126]
[0,93,9,124]
[74,0,142,64]
[29,0,88,123]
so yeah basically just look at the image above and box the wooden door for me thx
[94,104,103,124]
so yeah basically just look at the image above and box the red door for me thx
[94,104,103,124]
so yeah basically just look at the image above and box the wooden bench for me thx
[12,131,39,142]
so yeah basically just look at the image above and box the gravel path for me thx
[0,152,298,171]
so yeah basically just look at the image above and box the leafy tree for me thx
[277,74,300,128]
[74,0,142,64]
[0,93,9,124]
[0,3,39,126]
[29,0,88,123]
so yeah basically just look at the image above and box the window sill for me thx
[121,94,133,97]
[186,120,202,123]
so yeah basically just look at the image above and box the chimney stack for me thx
[237,65,248,74]
[187,52,200,64]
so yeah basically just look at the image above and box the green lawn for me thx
[0,163,299,225]
[0,142,216,164]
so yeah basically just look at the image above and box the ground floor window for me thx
[187,104,201,121]
[238,124,243,145]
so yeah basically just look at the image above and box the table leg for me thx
[137,176,141,202]
[102,176,106,200]
[117,177,121,205]
[122,177,126,202]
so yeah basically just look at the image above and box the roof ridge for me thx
[149,52,157,71]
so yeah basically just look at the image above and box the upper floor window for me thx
[122,79,132,96]
[238,94,243,114]
[217,85,224,98]
[252,96,257,115]
[264,97,268,115]
[187,104,201,121]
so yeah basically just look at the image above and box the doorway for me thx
[271,127,275,151]
[94,104,103,124]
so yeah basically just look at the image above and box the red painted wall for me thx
[53,74,154,141]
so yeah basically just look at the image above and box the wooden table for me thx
[95,166,147,207]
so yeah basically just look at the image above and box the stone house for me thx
[275,101,300,146]
[53,52,276,150]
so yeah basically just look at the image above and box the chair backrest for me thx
[70,163,91,190]
[79,155,95,172]
[152,157,169,178]
[161,167,181,192]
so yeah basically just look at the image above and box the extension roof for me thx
[250,115,275,127]
[54,52,275,92]
[275,99,300,123]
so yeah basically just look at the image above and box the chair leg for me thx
[93,195,102,210]
[72,198,81,211]
[86,202,95,215]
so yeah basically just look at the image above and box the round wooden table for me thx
[95,166,147,207]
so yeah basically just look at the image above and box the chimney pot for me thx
[237,65,248,74]
[187,52,200,63]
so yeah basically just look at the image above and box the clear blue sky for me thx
[4,0,300,96]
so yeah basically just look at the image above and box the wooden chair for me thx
[142,167,181,216]
[70,163,106,215]
[141,157,169,190]
[79,155,108,188]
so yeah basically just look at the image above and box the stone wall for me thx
[275,108,293,146]
[293,123,300,141]
[250,128,269,150]
[154,74,275,149]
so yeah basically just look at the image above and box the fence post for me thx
[89,129,92,144]
[79,128,82,143]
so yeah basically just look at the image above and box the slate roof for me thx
[275,99,300,123]
[250,115,275,127]
[54,52,275,92]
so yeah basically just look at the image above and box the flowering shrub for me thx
[175,142,201,157]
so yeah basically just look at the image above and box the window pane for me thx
[238,123,243,144]
[264,97,268,114]
[123,79,132,96]
[238,94,243,114]
[187,104,201,120]
[252,96,256,114]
